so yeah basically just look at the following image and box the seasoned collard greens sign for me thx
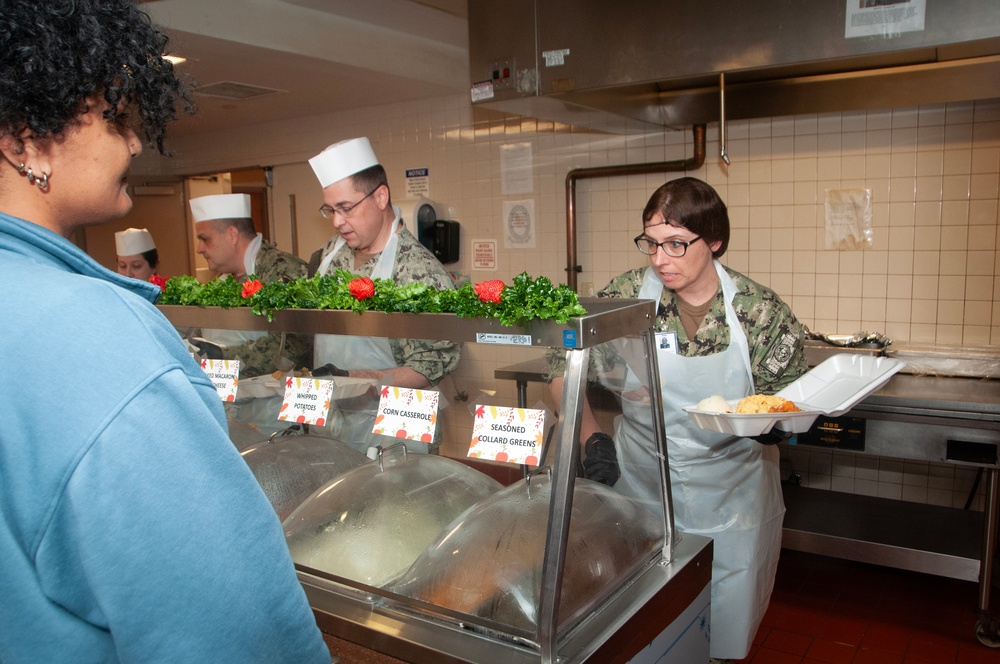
[468,405,545,466]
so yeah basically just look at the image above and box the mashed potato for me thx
[696,395,734,413]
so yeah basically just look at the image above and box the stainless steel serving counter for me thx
[162,299,718,662]
[494,353,1000,646]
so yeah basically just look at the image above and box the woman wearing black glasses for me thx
[551,176,807,663]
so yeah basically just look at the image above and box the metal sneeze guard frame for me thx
[158,298,694,663]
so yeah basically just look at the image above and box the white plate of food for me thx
[683,355,905,436]
[682,395,820,437]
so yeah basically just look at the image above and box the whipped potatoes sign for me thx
[373,386,440,443]
[468,405,545,466]
[278,377,334,426]
[200,359,240,402]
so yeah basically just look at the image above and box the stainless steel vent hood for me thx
[469,0,1000,131]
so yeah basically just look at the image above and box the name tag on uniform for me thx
[656,331,679,355]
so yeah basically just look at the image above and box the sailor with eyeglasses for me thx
[548,176,808,662]
[307,137,460,453]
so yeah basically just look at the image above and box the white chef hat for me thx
[189,194,252,222]
[115,228,156,256]
[308,137,380,188]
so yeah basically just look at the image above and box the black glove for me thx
[313,363,349,377]
[583,432,620,487]
[191,337,224,360]
[751,429,793,446]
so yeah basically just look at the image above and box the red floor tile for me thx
[817,615,869,647]
[762,628,814,657]
[906,627,960,662]
[775,605,829,637]
[957,641,1000,664]
[853,647,904,664]
[749,647,805,664]
[803,638,855,663]
[860,622,912,655]
[754,625,774,648]
[744,550,1000,664]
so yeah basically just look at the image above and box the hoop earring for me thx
[25,167,49,190]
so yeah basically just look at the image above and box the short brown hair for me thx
[642,177,729,259]
[350,164,389,203]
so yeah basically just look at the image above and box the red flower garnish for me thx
[474,279,505,303]
[241,279,263,298]
[148,274,167,291]
[349,277,375,300]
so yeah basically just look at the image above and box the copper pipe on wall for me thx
[563,124,706,292]
[719,73,731,166]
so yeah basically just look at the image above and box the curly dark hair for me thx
[0,0,194,154]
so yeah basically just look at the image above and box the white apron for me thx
[615,260,784,659]
[314,211,426,453]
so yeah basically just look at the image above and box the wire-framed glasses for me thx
[319,185,381,219]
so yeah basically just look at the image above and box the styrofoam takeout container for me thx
[682,355,905,436]
[682,404,821,437]
[775,354,904,417]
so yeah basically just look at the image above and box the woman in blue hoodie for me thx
[0,2,329,662]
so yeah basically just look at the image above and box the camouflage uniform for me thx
[549,265,807,392]
[218,240,312,377]
[315,224,461,383]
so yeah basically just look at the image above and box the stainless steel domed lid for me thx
[284,446,503,588]
[240,427,370,521]
[388,472,664,635]
[227,417,270,452]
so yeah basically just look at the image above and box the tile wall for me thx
[139,92,1000,507]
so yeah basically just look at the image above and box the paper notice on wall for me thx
[500,142,533,195]
[503,200,535,249]
[404,168,429,198]
[472,239,497,270]
[825,188,873,250]
[845,0,925,39]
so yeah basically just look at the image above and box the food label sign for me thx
[278,377,334,426]
[201,359,239,402]
[468,405,545,466]
[374,387,440,444]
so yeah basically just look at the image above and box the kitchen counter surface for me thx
[855,373,1000,421]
